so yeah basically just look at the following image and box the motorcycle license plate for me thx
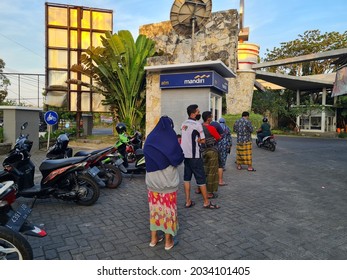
[6,204,32,232]
[88,166,101,177]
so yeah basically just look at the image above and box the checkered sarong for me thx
[236,142,252,165]
[202,148,219,193]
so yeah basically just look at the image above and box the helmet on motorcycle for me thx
[116,122,127,134]
[263,117,268,122]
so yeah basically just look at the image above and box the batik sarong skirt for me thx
[148,190,178,236]
[236,141,252,165]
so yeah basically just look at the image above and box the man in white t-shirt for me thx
[180,104,220,209]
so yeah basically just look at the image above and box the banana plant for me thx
[70,30,156,132]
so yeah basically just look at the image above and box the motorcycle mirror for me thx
[21,122,28,130]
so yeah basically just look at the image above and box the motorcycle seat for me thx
[39,156,89,172]
[74,146,113,157]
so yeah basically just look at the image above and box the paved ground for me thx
[2,136,347,260]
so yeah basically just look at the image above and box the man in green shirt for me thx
[257,117,271,144]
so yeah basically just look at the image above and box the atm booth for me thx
[145,61,236,135]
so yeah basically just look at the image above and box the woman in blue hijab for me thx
[144,116,184,250]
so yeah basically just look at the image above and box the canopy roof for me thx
[255,71,335,91]
[253,48,347,92]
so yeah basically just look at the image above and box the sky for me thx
[0,0,346,106]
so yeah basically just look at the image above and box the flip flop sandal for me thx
[165,236,179,251]
[247,168,256,172]
[237,166,242,170]
[149,235,164,247]
[203,202,220,209]
[218,183,228,186]
[184,200,195,208]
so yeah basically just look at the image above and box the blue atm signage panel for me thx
[160,71,228,93]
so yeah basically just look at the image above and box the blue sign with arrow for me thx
[44,111,58,126]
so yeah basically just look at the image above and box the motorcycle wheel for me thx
[269,142,276,152]
[100,164,123,189]
[74,174,100,206]
[0,226,33,260]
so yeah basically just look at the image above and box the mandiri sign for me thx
[160,71,228,93]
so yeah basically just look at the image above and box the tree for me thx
[264,30,347,75]
[70,30,156,132]
[0,58,10,103]
[252,90,285,116]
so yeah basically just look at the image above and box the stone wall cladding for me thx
[141,9,254,132]
[226,71,256,115]
[140,9,239,70]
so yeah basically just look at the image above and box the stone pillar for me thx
[321,87,327,132]
[226,42,259,115]
[296,90,301,129]
[145,72,162,136]
[0,106,41,151]
[226,70,256,115]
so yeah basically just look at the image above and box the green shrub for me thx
[338,132,347,138]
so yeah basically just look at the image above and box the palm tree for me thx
[70,30,156,132]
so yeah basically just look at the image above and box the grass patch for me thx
[84,134,117,142]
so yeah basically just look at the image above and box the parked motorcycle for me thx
[0,122,100,206]
[114,148,146,174]
[114,129,145,174]
[126,131,143,163]
[46,133,123,188]
[0,180,47,260]
[256,134,277,151]
[46,132,73,159]
[48,129,145,176]
[74,147,123,188]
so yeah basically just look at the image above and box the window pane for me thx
[48,50,68,68]
[92,32,105,47]
[81,92,91,111]
[93,92,109,112]
[70,72,77,90]
[82,74,91,90]
[70,8,78,28]
[81,10,91,29]
[70,51,78,68]
[81,31,91,49]
[48,7,67,26]
[92,11,112,30]
[70,30,78,48]
[48,70,68,87]
[70,91,77,111]
[48,28,68,48]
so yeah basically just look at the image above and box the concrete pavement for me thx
[2,136,347,260]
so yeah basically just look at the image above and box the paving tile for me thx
[2,136,347,260]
